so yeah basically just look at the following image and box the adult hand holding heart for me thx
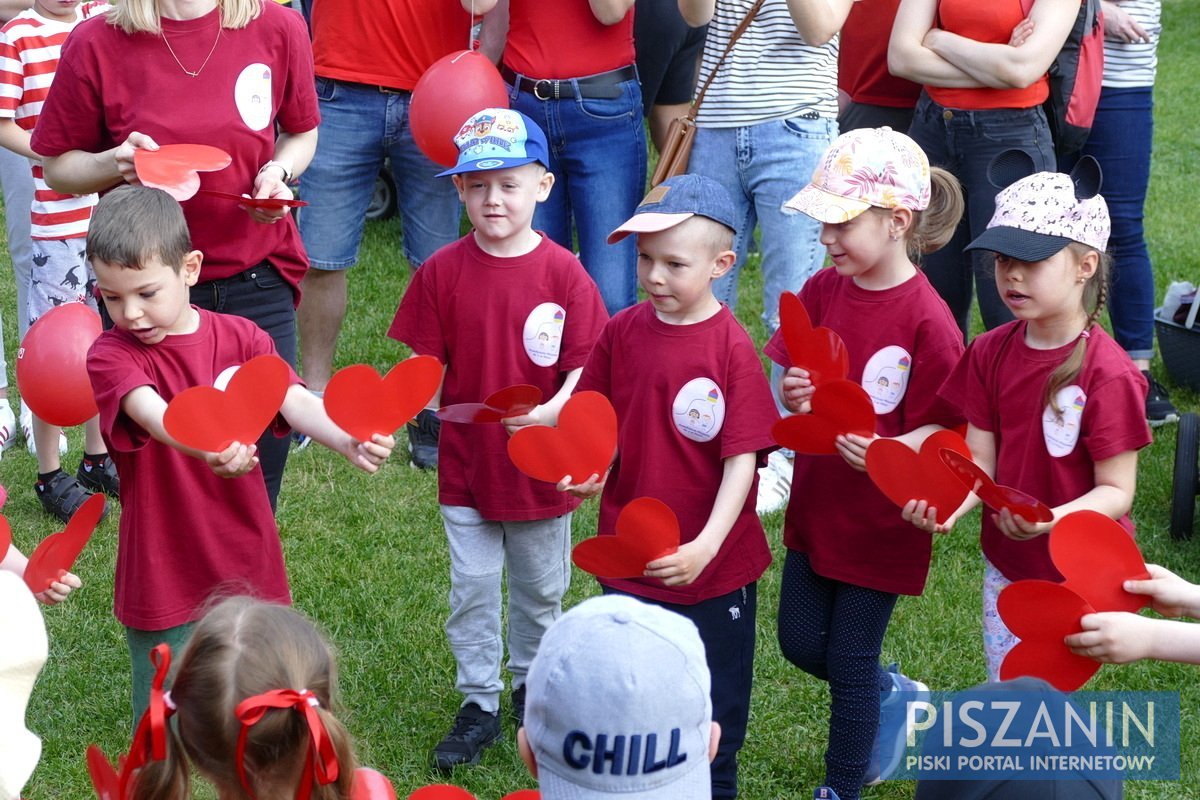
[133,143,232,201]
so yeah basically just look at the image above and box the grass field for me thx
[6,2,1199,797]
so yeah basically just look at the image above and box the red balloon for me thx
[410,50,510,167]
[17,302,103,426]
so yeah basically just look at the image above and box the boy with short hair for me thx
[564,173,779,799]
[388,107,608,772]
[85,186,395,719]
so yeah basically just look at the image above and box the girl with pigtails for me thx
[905,152,1153,681]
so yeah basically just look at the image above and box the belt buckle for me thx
[532,79,556,101]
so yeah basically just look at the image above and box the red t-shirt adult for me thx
[310,0,472,91]
[31,4,319,298]
[87,309,299,631]
[765,267,965,596]
[939,321,1151,582]
[389,233,608,521]
[503,0,635,79]
[576,302,778,605]
[838,0,922,108]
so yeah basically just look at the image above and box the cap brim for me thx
[783,184,871,223]
[437,156,541,178]
[606,211,696,244]
[965,227,1072,261]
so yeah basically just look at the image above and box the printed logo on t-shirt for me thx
[1043,385,1086,458]
[672,377,725,443]
[234,64,272,131]
[862,345,912,414]
[522,302,565,367]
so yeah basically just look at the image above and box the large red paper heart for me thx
[939,449,1053,523]
[163,354,290,453]
[197,189,308,209]
[998,579,1100,691]
[324,357,443,441]
[437,384,543,424]
[0,514,10,559]
[865,430,971,524]
[351,768,397,800]
[508,391,617,484]
[1050,509,1151,614]
[778,292,850,386]
[772,379,875,455]
[87,744,121,800]
[572,497,681,579]
[24,492,105,593]
[134,144,232,201]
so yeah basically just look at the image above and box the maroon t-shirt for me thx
[939,321,1151,582]
[31,4,319,298]
[576,302,778,605]
[389,233,608,520]
[503,0,635,79]
[87,310,299,630]
[765,267,965,596]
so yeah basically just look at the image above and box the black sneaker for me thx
[407,408,440,470]
[36,471,96,524]
[432,702,500,771]
[77,457,120,498]
[1143,371,1180,427]
[511,684,526,729]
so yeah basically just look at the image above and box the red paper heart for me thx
[24,492,105,593]
[865,430,971,524]
[998,579,1100,691]
[0,514,10,559]
[572,497,681,579]
[778,292,850,386]
[1050,509,1151,614]
[351,768,397,800]
[437,384,543,424]
[772,379,875,455]
[939,449,1054,523]
[501,792,541,800]
[324,357,443,441]
[163,354,290,453]
[407,786,476,800]
[87,744,121,800]
[197,189,308,209]
[507,391,617,484]
[134,144,232,201]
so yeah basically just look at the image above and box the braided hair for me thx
[1043,244,1112,417]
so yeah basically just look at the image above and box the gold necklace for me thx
[161,16,222,78]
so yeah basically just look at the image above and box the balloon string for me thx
[470,0,476,51]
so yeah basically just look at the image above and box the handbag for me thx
[650,0,766,187]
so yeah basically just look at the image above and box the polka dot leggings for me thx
[777,550,898,800]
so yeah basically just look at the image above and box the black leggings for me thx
[777,550,897,800]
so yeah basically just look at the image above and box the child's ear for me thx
[1076,248,1100,282]
[517,727,538,778]
[536,169,555,201]
[182,250,203,287]
[890,207,914,239]
[711,249,736,279]
[450,174,467,200]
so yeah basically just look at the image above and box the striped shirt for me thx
[0,3,106,240]
[1101,0,1160,88]
[694,0,839,127]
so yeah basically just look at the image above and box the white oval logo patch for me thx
[475,158,504,169]
[234,63,272,131]
[522,302,565,367]
[1043,385,1086,458]
[672,377,725,443]
[862,345,912,414]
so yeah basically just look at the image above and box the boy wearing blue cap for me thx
[563,174,779,798]
[388,108,608,772]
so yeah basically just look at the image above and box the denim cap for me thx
[523,595,713,799]
[607,173,737,243]
[437,107,550,177]
[0,572,48,800]
[784,126,931,223]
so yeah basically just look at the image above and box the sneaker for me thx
[756,450,792,515]
[407,408,440,470]
[511,684,526,729]
[291,430,312,450]
[20,402,68,458]
[432,702,500,771]
[36,471,96,524]
[864,664,929,786]
[814,788,841,800]
[1143,371,1179,427]
[77,457,120,498]
[0,402,16,454]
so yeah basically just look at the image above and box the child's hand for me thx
[35,571,81,606]
[204,441,259,478]
[644,540,718,586]
[1124,564,1200,619]
[114,131,158,185]
[994,507,1052,541]
[835,432,876,472]
[501,406,544,436]
[345,433,395,473]
[781,367,814,414]
[557,470,607,499]
[1064,612,1156,664]
[902,499,957,534]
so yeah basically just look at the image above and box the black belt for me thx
[501,64,636,101]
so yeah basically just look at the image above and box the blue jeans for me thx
[1064,86,1155,359]
[509,75,647,315]
[907,95,1056,335]
[298,78,461,270]
[691,115,836,333]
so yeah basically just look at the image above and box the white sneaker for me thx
[20,400,68,457]
[756,450,793,515]
[0,401,16,454]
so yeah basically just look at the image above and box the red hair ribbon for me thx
[234,688,340,800]
[118,643,175,797]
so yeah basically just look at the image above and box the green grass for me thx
[8,2,1200,796]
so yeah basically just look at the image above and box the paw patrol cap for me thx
[437,107,550,177]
